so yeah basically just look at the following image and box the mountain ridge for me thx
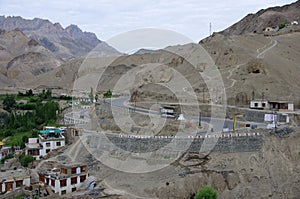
[220,0,300,35]
[0,16,120,60]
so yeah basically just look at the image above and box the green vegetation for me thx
[19,154,34,167]
[103,89,112,98]
[278,22,286,29]
[0,89,60,148]
[14,194,29,199]
[89,87,94,102]
[195,186,218,199]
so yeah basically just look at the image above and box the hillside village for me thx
[0,1,300,199]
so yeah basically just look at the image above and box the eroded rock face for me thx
[211,173,227,192]
[134,63,173,88]
[226,173,240,190]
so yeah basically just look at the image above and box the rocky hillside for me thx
[0,29,63,86]
[221,0,300,35]
[0,16,120,60]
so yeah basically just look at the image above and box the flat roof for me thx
[0,169,30,182]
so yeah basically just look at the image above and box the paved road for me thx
[105,97,267,133]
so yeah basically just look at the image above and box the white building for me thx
[39,163,88,195]
[0,169,30,193]
[25,128,65,160]
[250,99,269,109]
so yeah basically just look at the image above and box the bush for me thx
[278,22,286,29]
[19,155,34,167]
[195,186,218,199]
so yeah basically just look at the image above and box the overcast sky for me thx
[0,0,296,42]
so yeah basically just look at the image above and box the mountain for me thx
[0,16,120,60]
[0,29,63,86]
[221,0,300,35]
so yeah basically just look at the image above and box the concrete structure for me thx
[0,169,30,193]
[269,101,294,111]
[250,100,294,111]
[250,99,269,109]
[38,163,88,196]
[160,106,177,118]
[25,128,65,160]
[0,146,12,160]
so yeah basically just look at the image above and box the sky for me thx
[0,0,297,43]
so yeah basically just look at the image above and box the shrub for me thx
[195,186,218,199]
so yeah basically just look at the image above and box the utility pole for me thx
[199,112,202,127]
[209,22,212,36]
[202,87,205,103]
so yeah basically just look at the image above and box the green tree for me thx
[195,186,218,199]
[103,89,112,98]
[278,22,286,29]
[25,89,33,96]
[3,94,16,112]
[89,87,94,102]
[19,155,34,167]
[95,93,99,102]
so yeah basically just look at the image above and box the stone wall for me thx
[107,134,263,154]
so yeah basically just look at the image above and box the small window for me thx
[262,103,266,107]
[254,103,258,107]
[61,190,66,195]
[71,177,77,185]
[46,149,50,153]
[46,143,50,147]
[39,174,45,182]
[60,179,67,187]
[60,167,68,174]
[80,175,86,182]
[72,187,76,192]
[80,166,86,172]
[56,141,61,146]
[16,180,23,187]
[71,167,77,174]
[51,179,55,186]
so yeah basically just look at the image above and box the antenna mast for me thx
[209,22,212,36]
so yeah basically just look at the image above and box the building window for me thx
[46,143,50,147]
[72,187,77,192]
[80,175,86,182]
[16,180,23,187]
[262,103,266,107]
[61,167,67,174]
[46,178,49,185]
[80,166,86,172]
[254,103,258,107]
[39,174,45,182]
[60,179,67,187]
[51,179,55,186]
[71,177,77,185]
[46,149,50,153]
[61,190,66,195]
[71,167,77,174]
[56,141,61,146]
[5,182,13,191]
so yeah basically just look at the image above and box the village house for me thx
[249,99,269,109]
[0,169,30,193]
[25,127,65,160]
[38,163,88,196]
[250,99,294,111]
